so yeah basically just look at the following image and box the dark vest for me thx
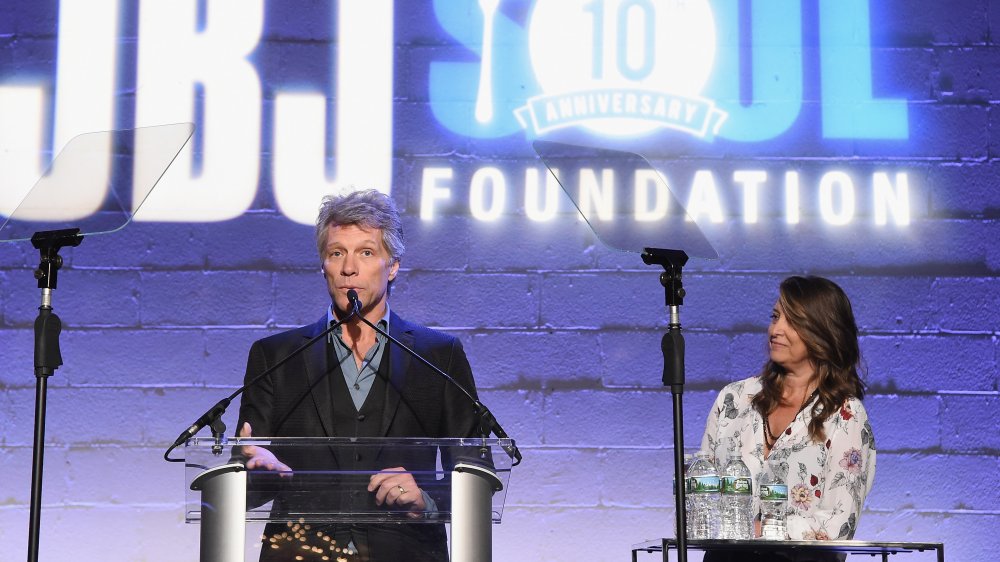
[329,353,389,441]
[324,344,394,556]
[329,344,393,505]
[259,332,448,562]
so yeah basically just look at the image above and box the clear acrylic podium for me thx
[185,437,513,562]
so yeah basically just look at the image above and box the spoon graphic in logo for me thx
[475,0,501,123]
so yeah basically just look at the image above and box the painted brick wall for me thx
[1,1,998,561]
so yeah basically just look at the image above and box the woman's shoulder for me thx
[835,395,871,422]
[720,375,761,395]
[714,375,761,405]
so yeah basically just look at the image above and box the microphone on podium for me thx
[163,299,361,462]
[346,289,522,465]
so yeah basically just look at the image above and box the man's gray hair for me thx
[315,189,405,264]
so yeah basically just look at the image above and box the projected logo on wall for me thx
[515,0,727,138]
[0,0,912,228]
[425,0,911,227]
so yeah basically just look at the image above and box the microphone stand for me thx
[347,293,522,466]
[163,305,360,462]
[642,247,689,562]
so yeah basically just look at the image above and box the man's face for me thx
[322,224,398,316]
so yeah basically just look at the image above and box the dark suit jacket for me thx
[237,311,481,562]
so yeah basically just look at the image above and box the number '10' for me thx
[584,0,656,80]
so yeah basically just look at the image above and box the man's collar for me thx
[327,304,390,333]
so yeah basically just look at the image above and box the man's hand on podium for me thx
[237,422,292,477]
[369,467,427,518]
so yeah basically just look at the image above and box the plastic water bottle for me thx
[720,443,754,540]
[672,453,693,495]
[682,453,693,538]
[759,472,788,540]
[671,454,694,538]
[686,452,720,539]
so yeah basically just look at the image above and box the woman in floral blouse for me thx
[700,276,876,556]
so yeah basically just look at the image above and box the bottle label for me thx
[722,476,752,495]
[759,483,788,501]
[688,475,721,493]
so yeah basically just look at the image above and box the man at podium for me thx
[235,189,483,561]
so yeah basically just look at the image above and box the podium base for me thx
[191,463,247,562]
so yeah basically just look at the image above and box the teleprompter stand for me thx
[25,228,83,562]
[0,123,194,562]
[642,247,690,562]
[532,140,718,562]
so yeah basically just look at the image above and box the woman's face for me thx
[768,300,814,376]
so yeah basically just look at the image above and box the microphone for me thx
[163,301,361,462]
[347,288,362,317]
[350,294,522,466]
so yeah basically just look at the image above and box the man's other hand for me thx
[236,422,292,477]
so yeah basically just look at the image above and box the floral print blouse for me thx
[699,376,876,540]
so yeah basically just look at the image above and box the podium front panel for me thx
[184,437,512,525]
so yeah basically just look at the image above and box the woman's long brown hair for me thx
[751,276,866,443]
